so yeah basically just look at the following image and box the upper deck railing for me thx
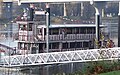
[16,34,95,42]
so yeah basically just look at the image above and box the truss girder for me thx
[0,47,120,67]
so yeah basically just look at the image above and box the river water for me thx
[0,63,85,75]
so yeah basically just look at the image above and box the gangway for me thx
[0,47,120,68]
[0,43,14,55]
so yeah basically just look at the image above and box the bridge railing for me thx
[0,47,120,67]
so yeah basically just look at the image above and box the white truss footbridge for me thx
[0,47,120,68]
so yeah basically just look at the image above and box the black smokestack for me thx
[29,4,34,21]
[46,4,50,26]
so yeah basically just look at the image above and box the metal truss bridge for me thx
[0,47,120,68]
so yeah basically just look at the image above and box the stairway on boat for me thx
[0,38,17,55]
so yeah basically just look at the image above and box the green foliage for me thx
[99,70,120,75]
[83,60,120,75]
[53,60,120,75]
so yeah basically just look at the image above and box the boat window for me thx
[76,28,80,34]
[67,28,72,34]
[20,43,24,49]
[38,28,42,35]
[49,29,52,35]
[43,28,46,35]
[49,43,52,49]
[74,28,77,34]
[28,24,32,31]
[24,44,28,50]
[86,27,94,34]
[60,28,79,34]
[72,28,76,34]
[62,42,68,49]
[51,28,59,35]
[19,24,27,30]
[27,43,31,50]
[60,28,67,34]
[1,52,6,57]
[76,42,82,48]
[80,28,86,34]
[93,28,95,34]
[51,43,59,49]
[83,42,89,47]
[34,15,46,23]
[70,42,76,48]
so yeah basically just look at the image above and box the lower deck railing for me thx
[16,34,95,42]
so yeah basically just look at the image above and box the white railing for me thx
[49,34,95,41]
[0,47,120,67]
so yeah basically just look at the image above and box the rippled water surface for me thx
[0,63,85,75]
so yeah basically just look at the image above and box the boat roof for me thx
[37,24,105,28]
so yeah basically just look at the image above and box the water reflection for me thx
[24,63,84,75]
[0,63,85,75]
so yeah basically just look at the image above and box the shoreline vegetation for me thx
[53,60,120,75]
[99,70,120,75]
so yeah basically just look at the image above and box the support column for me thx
[64,3,67,16]
[59,42,62,51]
[46,4,50,53]
[118,2,120,47]
[30,4,34,21]
[80,2,84,16]
[102,9,104,18]
[90,1,100,48]
[95,11,100,45]
[46,4,50,23]
[42,27,45,40]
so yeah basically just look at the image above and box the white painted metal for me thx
[3,0,120,2]
[35,11,46,15]
[119,2,120,16]
[17,0,120,5]
[18,0,120,3]
[37,24,105,28]
[3,0,13,2]
[0,47,120,67]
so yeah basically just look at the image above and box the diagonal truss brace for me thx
[0,47,120,67]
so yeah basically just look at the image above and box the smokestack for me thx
[29,4,34,21]
[46,3,50,26]
[46,3,50,53]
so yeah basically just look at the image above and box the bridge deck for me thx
[0,47,120,68]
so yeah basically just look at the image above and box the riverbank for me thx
[55,60,120,75]
[99,70,120,75]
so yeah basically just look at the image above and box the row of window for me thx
[19,24,33,31]
[35,27,95,36]
[49,27,95,35]
[19,25,95,35]
[19,42,91,50]
[49,42,90,49]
